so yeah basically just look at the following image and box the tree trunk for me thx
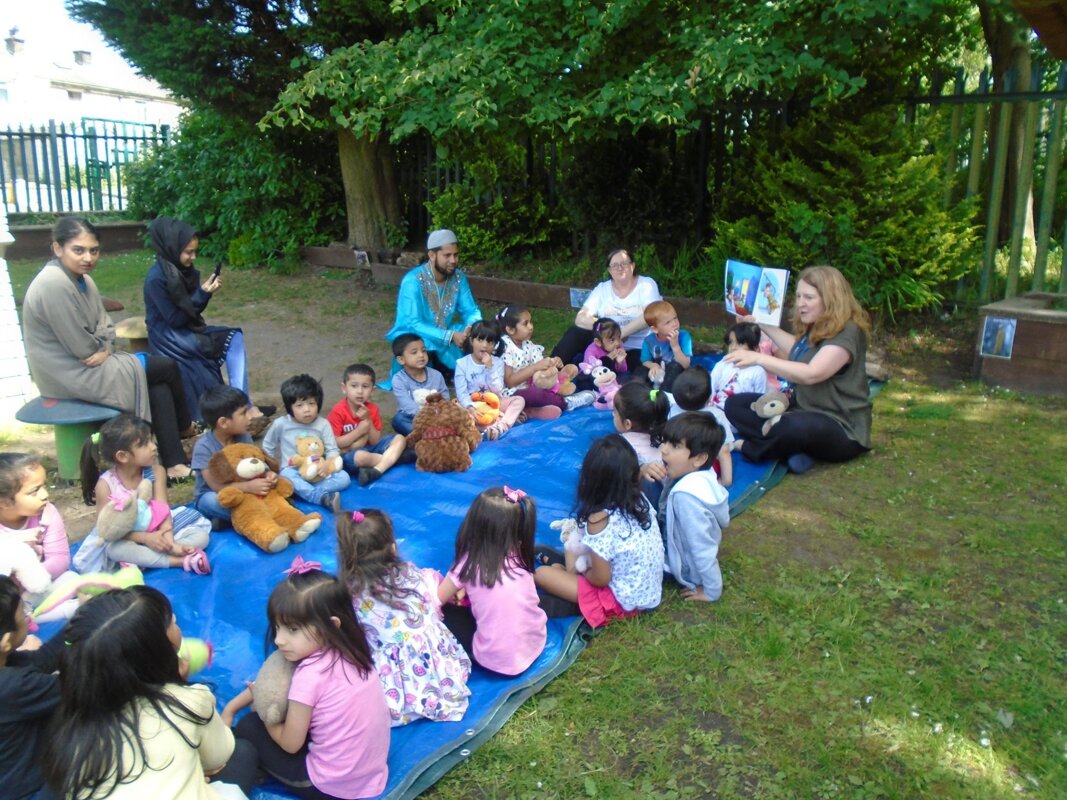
[337,128,402,250]
[979,1,1036,247]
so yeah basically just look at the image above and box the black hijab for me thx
[148,216,204,328]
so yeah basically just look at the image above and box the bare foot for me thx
[167,464,193,480]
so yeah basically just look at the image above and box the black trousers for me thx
[234,712,347,800]
[209,738,259,797]
[144,355,192,468]
[723,392,867,464]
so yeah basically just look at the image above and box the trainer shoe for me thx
[564,390,596,411]
[786,453,816,474]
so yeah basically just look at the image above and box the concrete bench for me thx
[16,398,122,481]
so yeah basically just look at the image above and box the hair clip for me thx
[284,555,322,576]
[502,485,527,504]
[90,431,101,445]
[351,510,365,523]
[497,305,509,320]
[649,389,659,401]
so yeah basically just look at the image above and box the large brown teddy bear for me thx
[406,393,481,472]
[208,443,322,553]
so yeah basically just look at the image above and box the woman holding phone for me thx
[143,216,271,422]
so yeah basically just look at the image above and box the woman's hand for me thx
[81,350,109,367]
[201,274,222,293]
[724,349,762,369]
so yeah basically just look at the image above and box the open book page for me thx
[724,259,790,326]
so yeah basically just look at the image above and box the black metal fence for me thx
[0,118,169,215]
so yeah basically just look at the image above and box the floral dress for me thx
[354,563,472,726]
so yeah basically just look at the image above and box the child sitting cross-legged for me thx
[192,385,261,531]
[263,374,352,508]
[390,334,450,436]
[637,300,693,391]
[337,507,471,725]
[535,435,665,628]
[659,412,730,603]
[328,364,408,487]
[454,320,525,441]
[76,413,212,575]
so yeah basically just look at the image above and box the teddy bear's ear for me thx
[209,450,240,483]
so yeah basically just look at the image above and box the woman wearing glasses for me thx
[551,249,662,373]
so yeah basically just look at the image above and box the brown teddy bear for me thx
[406,393,481,473]
[750,391,790,436]
[532,363,579,397]
[288,433,342,483]
[208,443,322,553]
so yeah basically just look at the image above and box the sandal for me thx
[183,548,211,575]
[483,420,510,441]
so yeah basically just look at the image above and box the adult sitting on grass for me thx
[723,265,871,474]
[144,216,272,423]
[385,228,482,382]
[21,216,194,480]
[551,248,662,373]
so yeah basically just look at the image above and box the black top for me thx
[0,635,62,800]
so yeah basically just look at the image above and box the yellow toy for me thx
[469,391,501,427]
[288,433,343,483]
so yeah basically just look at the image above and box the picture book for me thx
[724,259,790,326]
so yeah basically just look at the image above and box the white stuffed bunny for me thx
[0,537,52,595]
[550,517,592,574]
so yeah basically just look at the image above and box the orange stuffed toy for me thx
[469,391,501,427]
[208,443,322,553]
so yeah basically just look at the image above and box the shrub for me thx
[124,108,345,270]
[708,108,980,318]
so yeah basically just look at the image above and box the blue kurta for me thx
[385,263,482,371]
[144,260,238,420]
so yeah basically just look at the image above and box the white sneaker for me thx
[565,390,596,411]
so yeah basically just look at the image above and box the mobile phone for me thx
[212,261,223,279]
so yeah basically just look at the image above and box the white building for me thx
[0,4,183,129]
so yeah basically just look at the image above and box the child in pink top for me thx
[438,486,547,676]
[225,563,390,800]
[0,453,70,580]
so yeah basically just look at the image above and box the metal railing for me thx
[1,118,170,215]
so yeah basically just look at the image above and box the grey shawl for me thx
[21,260,150,419]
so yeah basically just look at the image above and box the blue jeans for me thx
[392,412,415,435]
[280,466,351,505]
[195,491,231,522]
[341,434,397,475]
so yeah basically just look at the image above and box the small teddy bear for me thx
[589,366,621,410]
[550,517,591,573]
[0,537,52,596]
[750,390,790,436]
[532,363,579,397]
[95,479,171,542]
[406,393,481,473]
[251,650,297,725]
[288,433,342,483]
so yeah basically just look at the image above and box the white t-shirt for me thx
[581,276,662,351]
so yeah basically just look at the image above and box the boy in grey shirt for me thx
[390,334,450,435]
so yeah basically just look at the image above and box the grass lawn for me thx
[6,254,1066,799]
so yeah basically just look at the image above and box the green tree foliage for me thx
[710,108,980,317]
[68,0,409,249]
[265,0,972,143]
[125,109,345,269]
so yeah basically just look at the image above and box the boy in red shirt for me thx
[327,364,408,486]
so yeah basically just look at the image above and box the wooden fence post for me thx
[1005,67,1042,298]
[980,70,1015,303]
[1033,64,1067,291]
